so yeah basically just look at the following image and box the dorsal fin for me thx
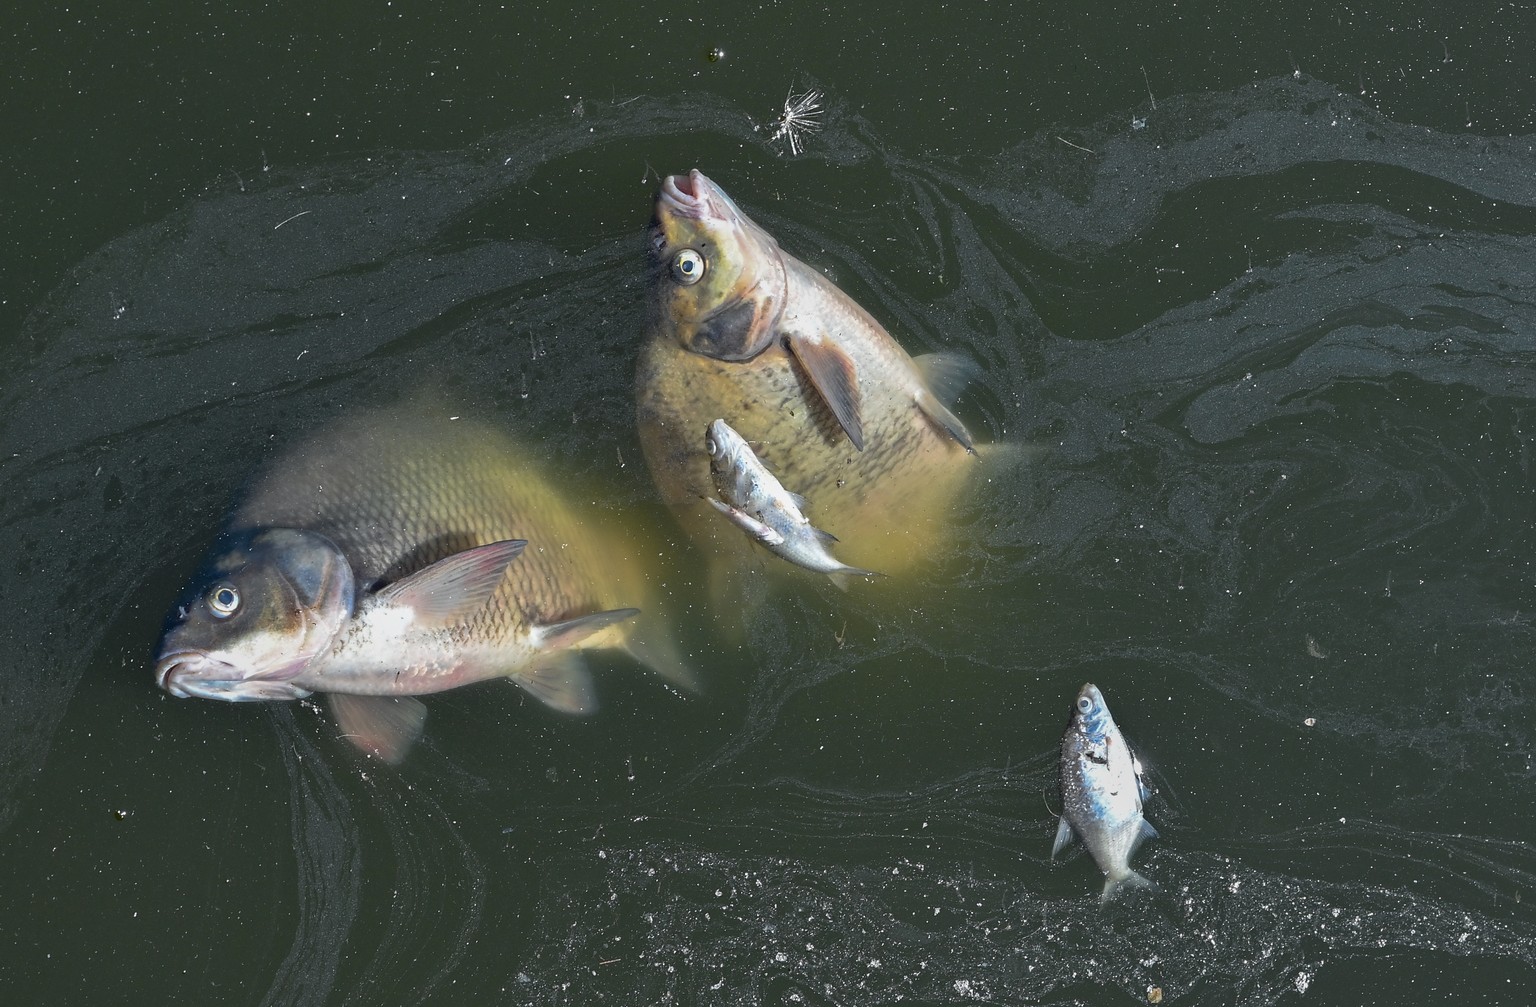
[913,352,980,453]
[914,389,976,453]
[913,351,981,404]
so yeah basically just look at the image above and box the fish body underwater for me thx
[635,169,982,584]
[705,418,878,589]
[155,411,695,762]
[1054,683,1158,900]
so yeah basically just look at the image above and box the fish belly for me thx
[636,331,976,577]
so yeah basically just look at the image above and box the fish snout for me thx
[659,169,730,223]
[154,651,310,702]
[155,652,199,697]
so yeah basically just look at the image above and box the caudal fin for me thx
[1100,869,1154,902]
[827,566,884,592]
[622,613,702,694]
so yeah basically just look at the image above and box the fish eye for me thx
[208,584,241,617]
[705,435,718,455]
[1077,697,1093,714]
[671,248,706,285]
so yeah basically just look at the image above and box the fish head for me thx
[1071,682,1117,741]
[154,528,355,702]
[704,417,767,505]
[649,169,788,363]
[704,418,750,477]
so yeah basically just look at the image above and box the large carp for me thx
[155,409,695,762]
[635,169,982,584]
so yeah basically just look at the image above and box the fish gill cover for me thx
[0,77,1535,1003]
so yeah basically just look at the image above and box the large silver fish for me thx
[636,169,982,584]
[1053,683,1158,900]
[705,418,878,589]
[155,410,696,762]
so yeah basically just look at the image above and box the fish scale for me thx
[232,416,608,647]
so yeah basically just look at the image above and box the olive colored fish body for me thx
[1053,683,1158,900]
[637,169,980,579]
[229,415,655,663]
[157,411,693,761]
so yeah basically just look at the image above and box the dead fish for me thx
[1054,683,1158,900]
[705,418,879,589]
[636,168,982,584]
[155,410,696,762]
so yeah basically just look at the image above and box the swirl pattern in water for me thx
[2,77,1535,1004]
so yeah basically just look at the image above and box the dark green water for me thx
[5,3,1536,1005]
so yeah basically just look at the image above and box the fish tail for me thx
[622,614,702,694]
[1100,869,1154,903]
[827,566,882,592]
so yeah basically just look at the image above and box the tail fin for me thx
[1100,869,1154,903]
[827,566,884,592]
[623,613,701,694]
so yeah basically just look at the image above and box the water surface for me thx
[4,7,1536,1005]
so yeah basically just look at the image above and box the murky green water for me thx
[5,4,1536,1005]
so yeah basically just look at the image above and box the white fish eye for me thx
[705,435,718,455]
[1077,697,1093,714]
[208,584,241,617]
[672,248,705,285]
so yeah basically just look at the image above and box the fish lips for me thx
[657,169,742,223]
[155,651,313,702]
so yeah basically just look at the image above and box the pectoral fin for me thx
[1050,816,1075,859]
[327,694,428,765]
[376,539,526,627]
[507,652,597,715]
[785,332,863,450]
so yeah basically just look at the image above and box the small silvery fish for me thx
[704,418,879,590]
[1053,683,1158,900]
[155,410,696,763]
[636,169,982,587]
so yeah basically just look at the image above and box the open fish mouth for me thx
[658,169,741,224]
[155,652,312,702]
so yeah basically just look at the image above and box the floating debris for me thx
[760,87,824,156]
